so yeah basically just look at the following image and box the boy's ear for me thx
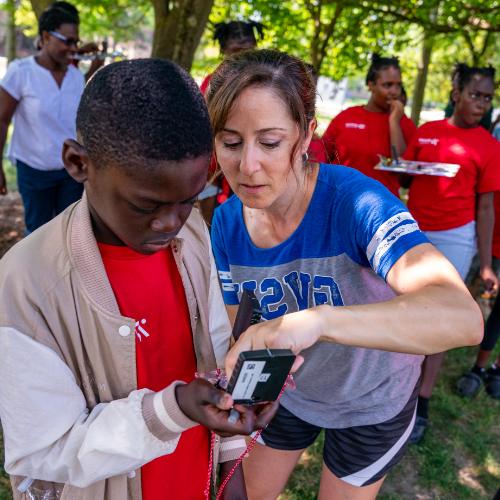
[63,139,91,183]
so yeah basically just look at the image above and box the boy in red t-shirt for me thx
[0,59,277,500]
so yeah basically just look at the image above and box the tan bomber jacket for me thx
[0,194,244,499]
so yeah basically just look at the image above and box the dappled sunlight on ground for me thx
[458,465,487,495]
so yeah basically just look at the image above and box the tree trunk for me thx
[306,0,343,76]
[150,0,214,71]
[29,0,52,19]
[5,0,17,62]
[411,33,434,126]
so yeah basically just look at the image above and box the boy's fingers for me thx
[206,408,254,435]
[207,402,281,436]
[231,407,258,434]
[199,381,233,410]
[213,391,233,410]
[185,380,272,435]
[253,401,279,429]
[231,404,273,433]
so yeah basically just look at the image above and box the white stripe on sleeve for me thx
[371,222,420,273]
[366,213,415,262]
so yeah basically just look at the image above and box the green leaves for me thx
[194,0,498,114]
[16,0,153,42]
[9,0,498,110]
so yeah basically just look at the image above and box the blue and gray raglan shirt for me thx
[211,164,429,428]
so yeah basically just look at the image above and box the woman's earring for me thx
[302,152,309,164]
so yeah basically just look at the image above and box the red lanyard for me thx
[204,376,293,499]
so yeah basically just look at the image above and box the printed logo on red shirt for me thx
[418,137,439,146]
[345,122,366,129]
[135,319,151,342]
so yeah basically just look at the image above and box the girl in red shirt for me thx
[404,63,500,442]
[322,53,416,196]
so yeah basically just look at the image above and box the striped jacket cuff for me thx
[142,381,198,442]
[219,435,247,462]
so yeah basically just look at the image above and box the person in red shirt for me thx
[404,63,500,443]
[322,53,416,196]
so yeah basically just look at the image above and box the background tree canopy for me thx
[2,0,499,122]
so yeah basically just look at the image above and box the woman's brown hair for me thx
[207,49,316,163]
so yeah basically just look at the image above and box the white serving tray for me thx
[374,156,460,178]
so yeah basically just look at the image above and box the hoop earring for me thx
[302,152,309,164]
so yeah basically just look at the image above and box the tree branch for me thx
[461,30,476,64]
[304,0,322,68]
[317,2,344,71]
[366,3,499,34]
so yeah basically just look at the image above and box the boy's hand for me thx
[175,379,278,436]
[220,460,247,500]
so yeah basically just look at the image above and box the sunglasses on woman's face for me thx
[49,30,80,48]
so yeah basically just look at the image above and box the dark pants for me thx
[482,293,500,351]
[16,160,83,234]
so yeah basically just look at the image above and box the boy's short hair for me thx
[76,59,213,170]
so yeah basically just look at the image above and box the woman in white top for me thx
[0,2,99,233]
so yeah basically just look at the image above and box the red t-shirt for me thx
[98,243,209,500]
[404,119,500,231]
[308,137,329,164]
[322,105,417,196]
[200,74,212,95]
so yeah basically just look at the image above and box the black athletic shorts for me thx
[259,382,418,487]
